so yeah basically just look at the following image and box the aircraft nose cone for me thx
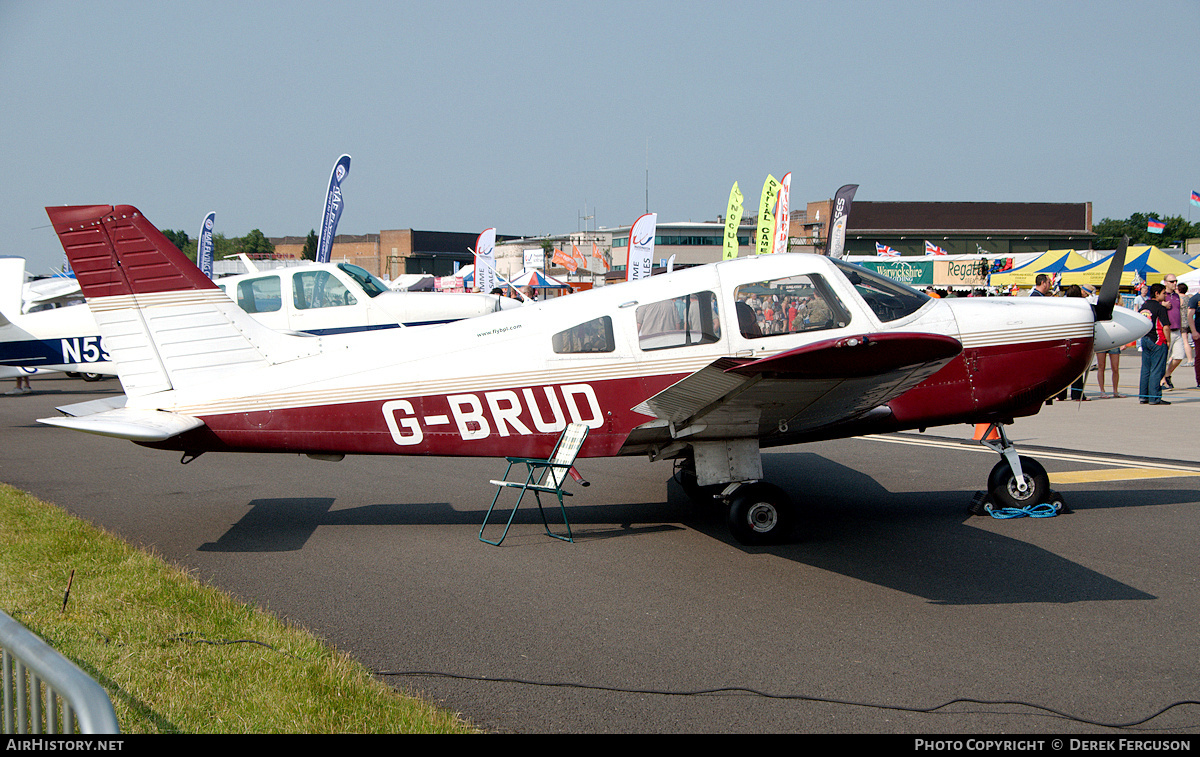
[1094,306,1151,352]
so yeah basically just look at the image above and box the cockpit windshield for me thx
[338,263,390,298]
[830,259,930,322]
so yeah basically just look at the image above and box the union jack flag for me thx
[876,243,898,257]
[924,240,947,256]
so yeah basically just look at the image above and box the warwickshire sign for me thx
[860,258,989,288]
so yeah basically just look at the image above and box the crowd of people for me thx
[1036,272,1197,405]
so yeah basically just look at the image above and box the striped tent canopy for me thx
[510,269,570,289]
[1059,246,1195,287]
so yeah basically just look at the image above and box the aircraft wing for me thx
[631,332,962,440]
[38,407,204,442]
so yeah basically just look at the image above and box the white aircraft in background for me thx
[38,204,1149,545]
[0,248,518,381]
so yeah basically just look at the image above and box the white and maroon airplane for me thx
[38,204,1148,545]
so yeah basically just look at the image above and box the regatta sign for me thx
[382,383,604,446]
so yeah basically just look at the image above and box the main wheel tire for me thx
[726,483,795,546]
[986,456,1050,510]
[81,373,103,382]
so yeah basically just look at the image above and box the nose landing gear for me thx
[970,422,1068,516]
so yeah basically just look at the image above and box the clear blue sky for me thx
[2,0,1197,274]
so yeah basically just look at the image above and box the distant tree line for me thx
[1091,213,1199,250]
[160,228,278,263]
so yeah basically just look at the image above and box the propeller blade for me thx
[1093,235,1127,321]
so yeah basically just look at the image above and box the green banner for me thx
[859,260,933,286]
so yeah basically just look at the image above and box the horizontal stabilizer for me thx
[38,407,204,442]
[55,395,128,417]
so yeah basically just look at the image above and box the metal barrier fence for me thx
[1,610,119,734]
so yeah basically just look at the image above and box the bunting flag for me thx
[473,228,497,294]
[924,240,947,256]
[1191,190,1200,207]
[552,247,577,273]
[1147,217,1165,234]
[755,175,779,255]
[317,154,351,263]
[825,184,858,259]
[876,243,899,258]
[770,172,792,254]
[591,241,611,271]
[723,181,743,260]
[627,213,656,281]
[198,211,216,278]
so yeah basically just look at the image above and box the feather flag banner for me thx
[723,182,743,260]
[755,175,779,256]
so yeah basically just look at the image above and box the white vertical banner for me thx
[474,228,497,293]
[771,172,791,254]
[626,212,657,281]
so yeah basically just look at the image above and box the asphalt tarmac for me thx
[2,373,1198,734]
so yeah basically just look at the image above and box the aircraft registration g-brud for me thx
[39,204,1149,545]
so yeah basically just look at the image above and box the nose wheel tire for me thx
[726,483,795,546]
[987,456,1050,510]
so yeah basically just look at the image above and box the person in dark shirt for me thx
[1189,283,1200,388]
[1030,274,1050,296]
[1138,283,1170,405]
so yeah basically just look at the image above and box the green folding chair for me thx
[479,423,590,546]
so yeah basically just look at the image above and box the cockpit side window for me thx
[552,316,615,354]
[293,270,358,310]
[235,276,282,314]
[636,291,721,351]
[734,274,850,338]
[830,259,929,322]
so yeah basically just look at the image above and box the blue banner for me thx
[317,154,351,264]
[198,211,216,278]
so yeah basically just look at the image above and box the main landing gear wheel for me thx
[986,456,1050,510]
[726,482,795,546]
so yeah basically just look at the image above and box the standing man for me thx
[1030,274,1051,296]
[1161,276,1183,390]
[1138,283,1170,405]
[1189,282,1200,388]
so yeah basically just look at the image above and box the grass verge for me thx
[0,483,476,733]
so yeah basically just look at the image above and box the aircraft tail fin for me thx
[45,205,317,397]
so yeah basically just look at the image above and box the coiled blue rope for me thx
[988,503,1060,519]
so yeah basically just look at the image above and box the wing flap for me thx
[725,332,962,379]
[631,332,962,439]
[38,407,204,442]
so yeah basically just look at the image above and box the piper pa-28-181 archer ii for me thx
[39,204,1149,545]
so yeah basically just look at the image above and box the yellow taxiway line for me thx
[862,434,1200,484]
